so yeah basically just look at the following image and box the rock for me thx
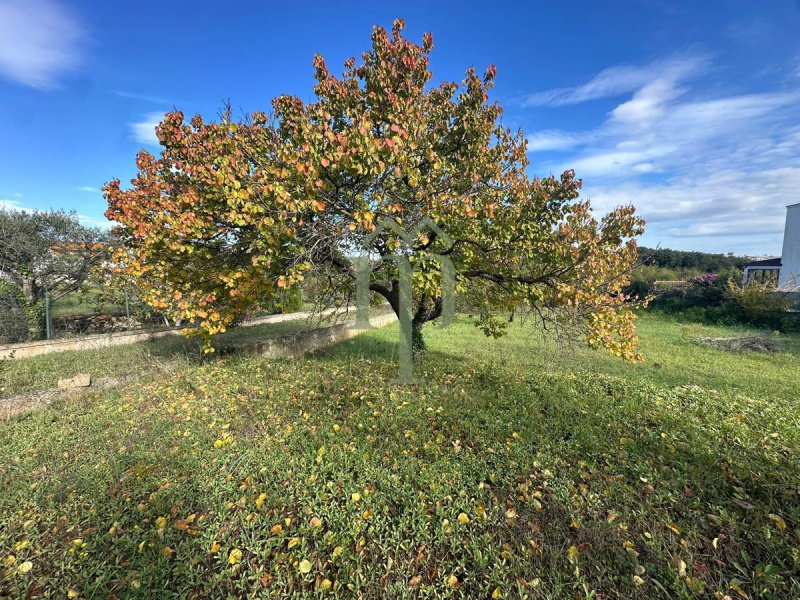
[57,373,92,389]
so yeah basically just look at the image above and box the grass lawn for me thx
[1,314,798,598]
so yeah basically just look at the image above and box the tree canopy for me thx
[105,20,645,360]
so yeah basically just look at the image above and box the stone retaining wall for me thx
[0,308,345,360]
[244,312,398,358]
[1,312,398,418]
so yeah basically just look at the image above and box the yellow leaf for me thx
[299,559,313,574]
[447,574,461,588]
[155,517,167,529]
[256,493,267,508]
[210,541,220,554]
[768,514,787,531]
[320,578,332,590]
[457,512,470,524]
[670,556,687,577]
[351,493,361,503]
[566,545,579,563]
[17,560,33,574]
[228,548,243,565]
[288,537,301,549]
[68,589,80,599]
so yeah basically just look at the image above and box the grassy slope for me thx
[1,314,798,598]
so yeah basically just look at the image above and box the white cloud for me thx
[526,56,800,253]
[115,90,171,104]
[527,130,590,152]
[76,186,98,193]
[0,0,84,89]
[0,198,110,229]
[130,112,165,146]
[0,198,27,211]
[523,55,707,107]
[77,213,111,229]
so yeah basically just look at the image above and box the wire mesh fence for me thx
[0,286,169,345]
[0,283,308,345]
[46,289,167,339]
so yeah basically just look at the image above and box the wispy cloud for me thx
[130,112,166,146]
[0,0,84,89]
[76,186,99,193]
[0,197,110,229]
[527,130,592,152]
[526,56,800,253]
[77,214,111,229]
[115,91,172,104]
[522,55,707,107]
[0,198,27,211]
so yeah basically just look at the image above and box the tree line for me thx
[637,246,749,273]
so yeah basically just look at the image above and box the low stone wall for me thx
[0,308,347,360]
[1,312,398,418]
[243,312,398,358]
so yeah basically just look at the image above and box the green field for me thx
[1,314,798,598]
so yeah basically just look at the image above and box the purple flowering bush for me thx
[689,273,719,287]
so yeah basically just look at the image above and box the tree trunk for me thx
[411,320,425,354]
[20,276,36,304]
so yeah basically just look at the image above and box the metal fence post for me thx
[125,290,131,319]
[45,289,52,340]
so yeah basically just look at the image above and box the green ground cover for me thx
[1,314,798,598]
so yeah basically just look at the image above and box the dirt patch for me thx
[696,336,780,354]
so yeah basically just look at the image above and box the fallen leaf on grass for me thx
[299,559,313,574]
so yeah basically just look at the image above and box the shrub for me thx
[277,285,303,313]
[650,278,800,332]
[0,280,30,343]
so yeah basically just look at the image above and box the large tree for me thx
[105,20,644,360]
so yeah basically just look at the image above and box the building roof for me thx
[743,257,782,268]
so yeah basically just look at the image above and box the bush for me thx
[277,285,303,313]
[26,299,46,341]
[0,281,30,343]
[648,278,800,332]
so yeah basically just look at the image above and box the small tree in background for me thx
[0,209,109,339]
[106,20,644,360]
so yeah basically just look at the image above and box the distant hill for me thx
[637,246,749,272]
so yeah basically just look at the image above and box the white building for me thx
[743,203,800,290]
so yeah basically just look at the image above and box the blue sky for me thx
[1,0,799,255]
